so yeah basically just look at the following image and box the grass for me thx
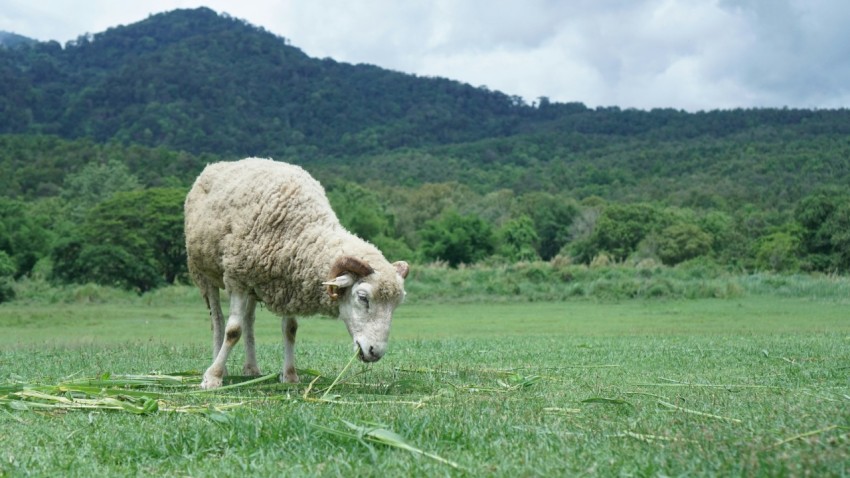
[1,289,849,476]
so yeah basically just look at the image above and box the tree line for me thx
[1,147,847,302]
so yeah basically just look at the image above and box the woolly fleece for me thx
[185,158,405,317]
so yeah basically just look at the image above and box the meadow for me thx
[1,274,849,476]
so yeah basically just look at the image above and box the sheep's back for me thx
[185,158,339,294]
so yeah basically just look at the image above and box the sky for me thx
[2,0,849,111]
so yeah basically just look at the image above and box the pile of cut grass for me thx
[1,354,464,471]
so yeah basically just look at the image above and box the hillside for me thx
[1,8,850,297]
[0,7,529,158]
[0,32,36,48]
[1,6,849,209]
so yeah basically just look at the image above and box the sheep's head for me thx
[323,256,409,362]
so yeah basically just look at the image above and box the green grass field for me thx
[2,292,849,476]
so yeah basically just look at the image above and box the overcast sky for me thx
[2,0,849,111]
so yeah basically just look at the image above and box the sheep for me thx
[184,158,410,389]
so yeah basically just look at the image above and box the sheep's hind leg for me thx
[241,296,261,376]
[205,286,227,377]
[202,291,249,389]
[280,317,299,383]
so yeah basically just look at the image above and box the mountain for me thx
[1,7,849,210]
[0,31,36,48]
[0,7,530,158]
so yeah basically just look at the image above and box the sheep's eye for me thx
[356,291,369,306]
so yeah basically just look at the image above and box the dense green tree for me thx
[327,182,392,240]
[496,215,540,262]
[419,210,495,267]
[0,198,50,277]
[61,159,141,218]
[573,203,661,263]
[0,251,15,303]
[822,201,850,273]
[655,223,713,265]
[389,182,474,249]
[327,181,414,261]
[50,233,88,286]
[52,188,186,291]
[795,191,850,272]
[513,192,578,260]
[755,231,801,272]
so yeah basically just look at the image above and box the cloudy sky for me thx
[2,0,849,111]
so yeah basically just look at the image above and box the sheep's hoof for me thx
[243,364,262,376]
[280,370,299,383]
[201,374,223,389]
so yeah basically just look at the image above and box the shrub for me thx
[0,251,16,303]
[755,232,801,273]
[420,210,495,267]
[655,223,713,265]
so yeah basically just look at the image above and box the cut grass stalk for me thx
[312,419,463,470]
[582,397,634,407]
[657,400,742,424]
[767,425,848,449]
[62,373,196,388]
[624,391,670,401]
[303,350,434,407]
[643,378,778,389]
[613,431,689,443]
[1,406,27,423]
[543,407,581,414]
[7,389,160,414]
[319,349,360,401]
[187,372,279,394]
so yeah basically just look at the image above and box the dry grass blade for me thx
[767,425,848,449]
[613,430,691,443]
[582,397,633,407]
[640,378,778,389]
[657,400,742,423]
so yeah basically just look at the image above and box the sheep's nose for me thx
[356,342,385,362]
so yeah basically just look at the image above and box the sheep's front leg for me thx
[202,291,250,389]
[241,296,262,376]
[281,317,299,383]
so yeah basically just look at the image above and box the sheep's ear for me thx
[393,261,410,279]
[322,274,355,299]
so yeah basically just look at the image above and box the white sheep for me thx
[184,158,410,389]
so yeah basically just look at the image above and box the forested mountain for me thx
[3,8,849,206]
[0,7,529,157]
[0,32,36,48]
[1,8,849,299]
